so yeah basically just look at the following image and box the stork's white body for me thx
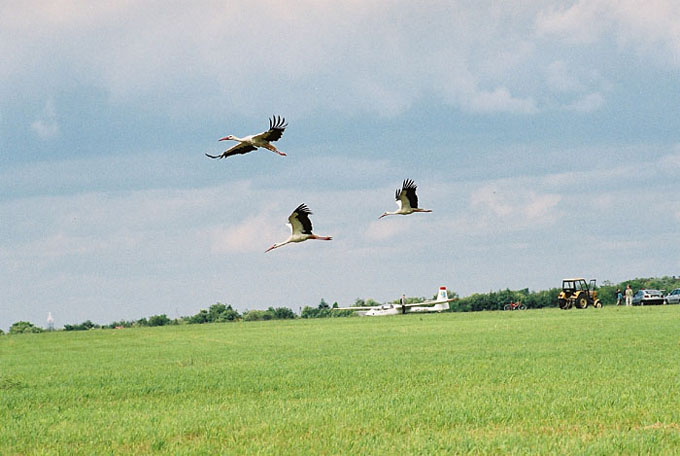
[227,133,277,151]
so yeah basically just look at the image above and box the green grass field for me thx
[2,306,680,455]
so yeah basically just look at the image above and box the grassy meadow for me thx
[2,305,680,454]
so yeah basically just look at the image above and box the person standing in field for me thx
[625,284,633,306]
[616,288,622,306]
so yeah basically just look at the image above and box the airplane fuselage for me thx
[362,306,401,316]
[359,303,448,316]
[407,303,450,313]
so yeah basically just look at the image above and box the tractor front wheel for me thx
[575,294,589,309]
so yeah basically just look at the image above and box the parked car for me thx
[632,289,664,306]
[664,288,680,305]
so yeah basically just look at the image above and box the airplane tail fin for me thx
[434,286,450,311]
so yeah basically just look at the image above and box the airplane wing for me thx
[334,299,457,310]
[333,287,457,312]
[402,297,458,307]
[333,306,377,311]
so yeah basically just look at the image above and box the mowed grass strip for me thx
[2,306,680,454]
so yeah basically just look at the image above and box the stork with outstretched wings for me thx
[206,115,288,159]
[265,204,332,253]
[379,179,432,219]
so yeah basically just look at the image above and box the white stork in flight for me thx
[265,204,332,253]
[206,116,288,159]
[379,179,432,219]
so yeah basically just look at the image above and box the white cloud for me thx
[467,87,538,114]
[209,212,277,254]
[658,145,680,172]
[3,0,677,120]
[524,193,562,219]
[565,92,604,112]
[536,0,680,65]
[546,60,583,93]
[470,185,513,217]
[0,2,543,117]
[30,99,59,139]
[543,59,610,112]
[364,219,410,242]
[468,184,562,232]
[536,2,606,44]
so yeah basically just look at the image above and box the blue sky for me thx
[2,1,679,330]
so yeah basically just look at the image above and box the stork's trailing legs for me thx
[265,144,286,156]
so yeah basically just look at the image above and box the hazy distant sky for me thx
[2,1,679,330]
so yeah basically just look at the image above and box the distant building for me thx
[47,312,54,331]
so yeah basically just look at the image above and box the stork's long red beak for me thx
[218,136,229,141]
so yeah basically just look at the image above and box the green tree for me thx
[523,288,561,309]
[9,321,43,334]
[64,320,98,331]
[185,303,241,324]
[105,320,134,329]
[301,306,332,318]
[208,303,241,322]
[272,307,296,319]
[148,314,172,327]
[300,306,319,318]
[243,308,281,321]
[187,310,209,324]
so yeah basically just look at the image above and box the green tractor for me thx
[558,278,602,309]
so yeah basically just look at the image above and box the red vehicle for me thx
[504,301,526,311]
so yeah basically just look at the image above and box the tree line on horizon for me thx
[4,276,679,335]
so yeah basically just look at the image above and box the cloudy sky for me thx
[2,1,679,330]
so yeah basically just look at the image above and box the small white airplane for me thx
[335,286,456,316]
